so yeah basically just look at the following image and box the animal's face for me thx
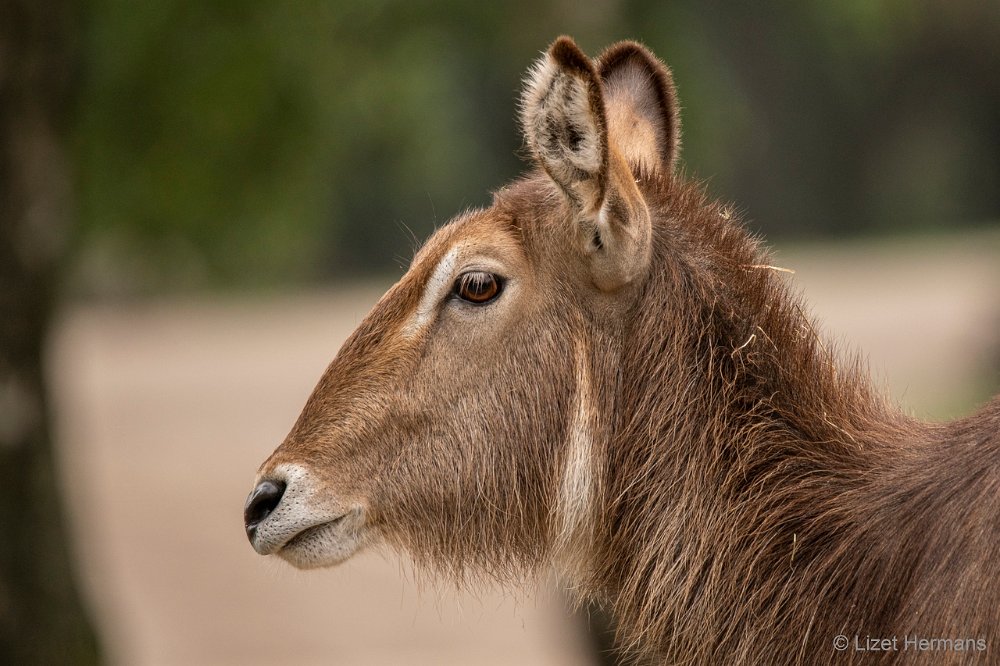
[245,36,681,574]
[246,210,577,570]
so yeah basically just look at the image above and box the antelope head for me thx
[244,37,680,581]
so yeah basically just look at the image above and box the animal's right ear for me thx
[596,41,681,173]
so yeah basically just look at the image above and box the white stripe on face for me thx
[402,245,460,338]
[554,338,595,577]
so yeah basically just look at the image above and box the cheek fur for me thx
[372,316,576,574]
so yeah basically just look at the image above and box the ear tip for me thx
[548,35,595,77]
[597,40,671,81]
[599,39,647,58]
[597,39,680,120]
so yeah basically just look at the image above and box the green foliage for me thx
[73,0,1000,292]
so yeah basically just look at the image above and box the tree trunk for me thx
[0,0,101,662]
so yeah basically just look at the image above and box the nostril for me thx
[244,480,287,532]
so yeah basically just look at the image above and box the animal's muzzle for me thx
[243,479,286,542]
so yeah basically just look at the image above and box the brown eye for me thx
[453,271,503,304]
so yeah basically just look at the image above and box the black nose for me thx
[244,480,286,539]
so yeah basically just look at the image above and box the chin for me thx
[275,511,370,569]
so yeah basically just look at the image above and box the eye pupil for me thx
[455,271,502,304]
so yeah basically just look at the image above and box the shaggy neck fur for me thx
[585,173,1000,664]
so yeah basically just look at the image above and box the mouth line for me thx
[280,514,348,551]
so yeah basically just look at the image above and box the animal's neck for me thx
[591,177,920,659]
[614,178,903,470]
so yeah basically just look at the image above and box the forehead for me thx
[410,175,559,271]
[411,207,521,273]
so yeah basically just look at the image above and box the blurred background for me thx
[2,0,999,664]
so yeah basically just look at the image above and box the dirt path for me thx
[49,231,1000,665]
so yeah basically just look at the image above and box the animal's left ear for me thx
[521,36,655,291]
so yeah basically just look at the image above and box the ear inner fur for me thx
[597,40,682,173]
[521,36,609,214]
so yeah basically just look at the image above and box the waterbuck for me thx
[244,36,1000,664]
